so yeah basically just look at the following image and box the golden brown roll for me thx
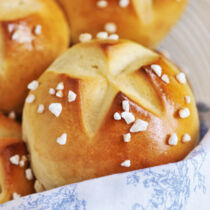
[0,114,34,204]
[57,0,187,47]
[23,39,199,190]
[0,0,70,113]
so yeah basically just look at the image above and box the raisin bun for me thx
[0,0,70,113]
[22,39,199,190]
[57,0,187,47]
[0,114,34,204]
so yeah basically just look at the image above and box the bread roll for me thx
[0,0,70,113]
[0,115,34,204]
[23,40,199,190]
[57,0,187,47]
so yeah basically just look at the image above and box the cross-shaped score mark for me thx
[49,41,164,136]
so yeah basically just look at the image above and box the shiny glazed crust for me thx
[23,40,199,190]
[0,0,70,113]
[58,0,188,47]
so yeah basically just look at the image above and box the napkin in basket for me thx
[1,103,209,210]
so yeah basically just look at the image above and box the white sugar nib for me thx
[130,119,148,133]
[49,103,62,117]
[57,133,67,145]
[121,160,131,167]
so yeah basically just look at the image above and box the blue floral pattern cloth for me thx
[1,105,209,210]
